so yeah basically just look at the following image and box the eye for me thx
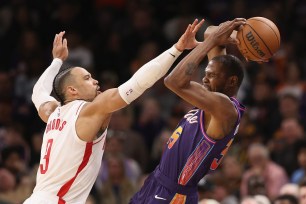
[211,73,218,78]
[207,73,214,78]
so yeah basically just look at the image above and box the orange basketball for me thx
[236,17,281,62]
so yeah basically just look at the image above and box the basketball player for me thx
[130,18,246,204]
[24,19,204,204]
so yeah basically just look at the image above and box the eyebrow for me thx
[205,70,219,75]
[83,74,91,79]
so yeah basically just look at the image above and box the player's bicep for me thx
[168,81,232,117]
[83,88,128,117]
[38,101,59,123]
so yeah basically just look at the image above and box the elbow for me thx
[164,75,170,87]
[164,75,175,90]
[164,74,187,91]
[164,75,184,93]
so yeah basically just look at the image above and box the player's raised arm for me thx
[82,19,205,117]
[205,24,243,62]
[164,18,246,120]
[204,26,225,61]
[32,31,68,123]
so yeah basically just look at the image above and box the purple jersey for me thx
[130,97,245,204]
[158,97,245,187]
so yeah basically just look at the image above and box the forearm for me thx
[32,58,62,111]
[118,45,182,104]
[204,25,240,61]
[205,26,227,61]
[165,40,215,89]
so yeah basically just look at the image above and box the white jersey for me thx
[28,100,106,204]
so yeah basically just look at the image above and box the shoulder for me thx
[211,93,238,119]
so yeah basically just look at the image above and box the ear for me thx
[67,86,78,95]
[228,76,238,87]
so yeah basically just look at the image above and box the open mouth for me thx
[97,86,101,94]
[203,84,210,90]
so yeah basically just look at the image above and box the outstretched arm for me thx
[116,19,205,106]
[164,18,245,119]
[76,19,205,142]
[83,19,205,116]
[32,31,68,123]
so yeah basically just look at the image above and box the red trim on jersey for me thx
[57,142,93,203]
[93,135,104,145]
[58,198,66,204]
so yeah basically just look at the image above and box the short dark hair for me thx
[211,55,244,87]
[53,67,74,105]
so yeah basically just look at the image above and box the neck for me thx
[63,98,81,105]
[224,88,238,98]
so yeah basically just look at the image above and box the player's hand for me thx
[52,31,68,61]
[209,18,246,46]
[175,19,205,51]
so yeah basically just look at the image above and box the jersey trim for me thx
[170,193,186,204]
[178,138,214,185]
[75,101,86,115]
[73,101,90,145]
[57,142,93,202]
[232,100,241,124]
[230,97,245,128]
[199,110,216,144]
[93,131,107,145]
[231,97,246,111]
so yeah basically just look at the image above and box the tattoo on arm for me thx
[185,63,197,76]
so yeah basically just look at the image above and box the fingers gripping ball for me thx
[237,17,280,62]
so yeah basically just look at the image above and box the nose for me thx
[93,78,98,85]
[203,76,209,84]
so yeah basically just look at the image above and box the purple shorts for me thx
[129,169,198,204]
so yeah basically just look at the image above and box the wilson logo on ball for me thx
[245,31,266,57]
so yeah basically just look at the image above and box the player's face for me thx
[71,67,101,101]
[202,60,228,93]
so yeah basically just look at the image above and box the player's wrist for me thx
[204,26,217,39]
[174,43,184,52]
[173,44,184,53]
[52,58,63,65]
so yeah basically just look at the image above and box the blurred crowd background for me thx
[0,0,306,204]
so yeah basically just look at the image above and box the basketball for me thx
[236,17,280,62]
